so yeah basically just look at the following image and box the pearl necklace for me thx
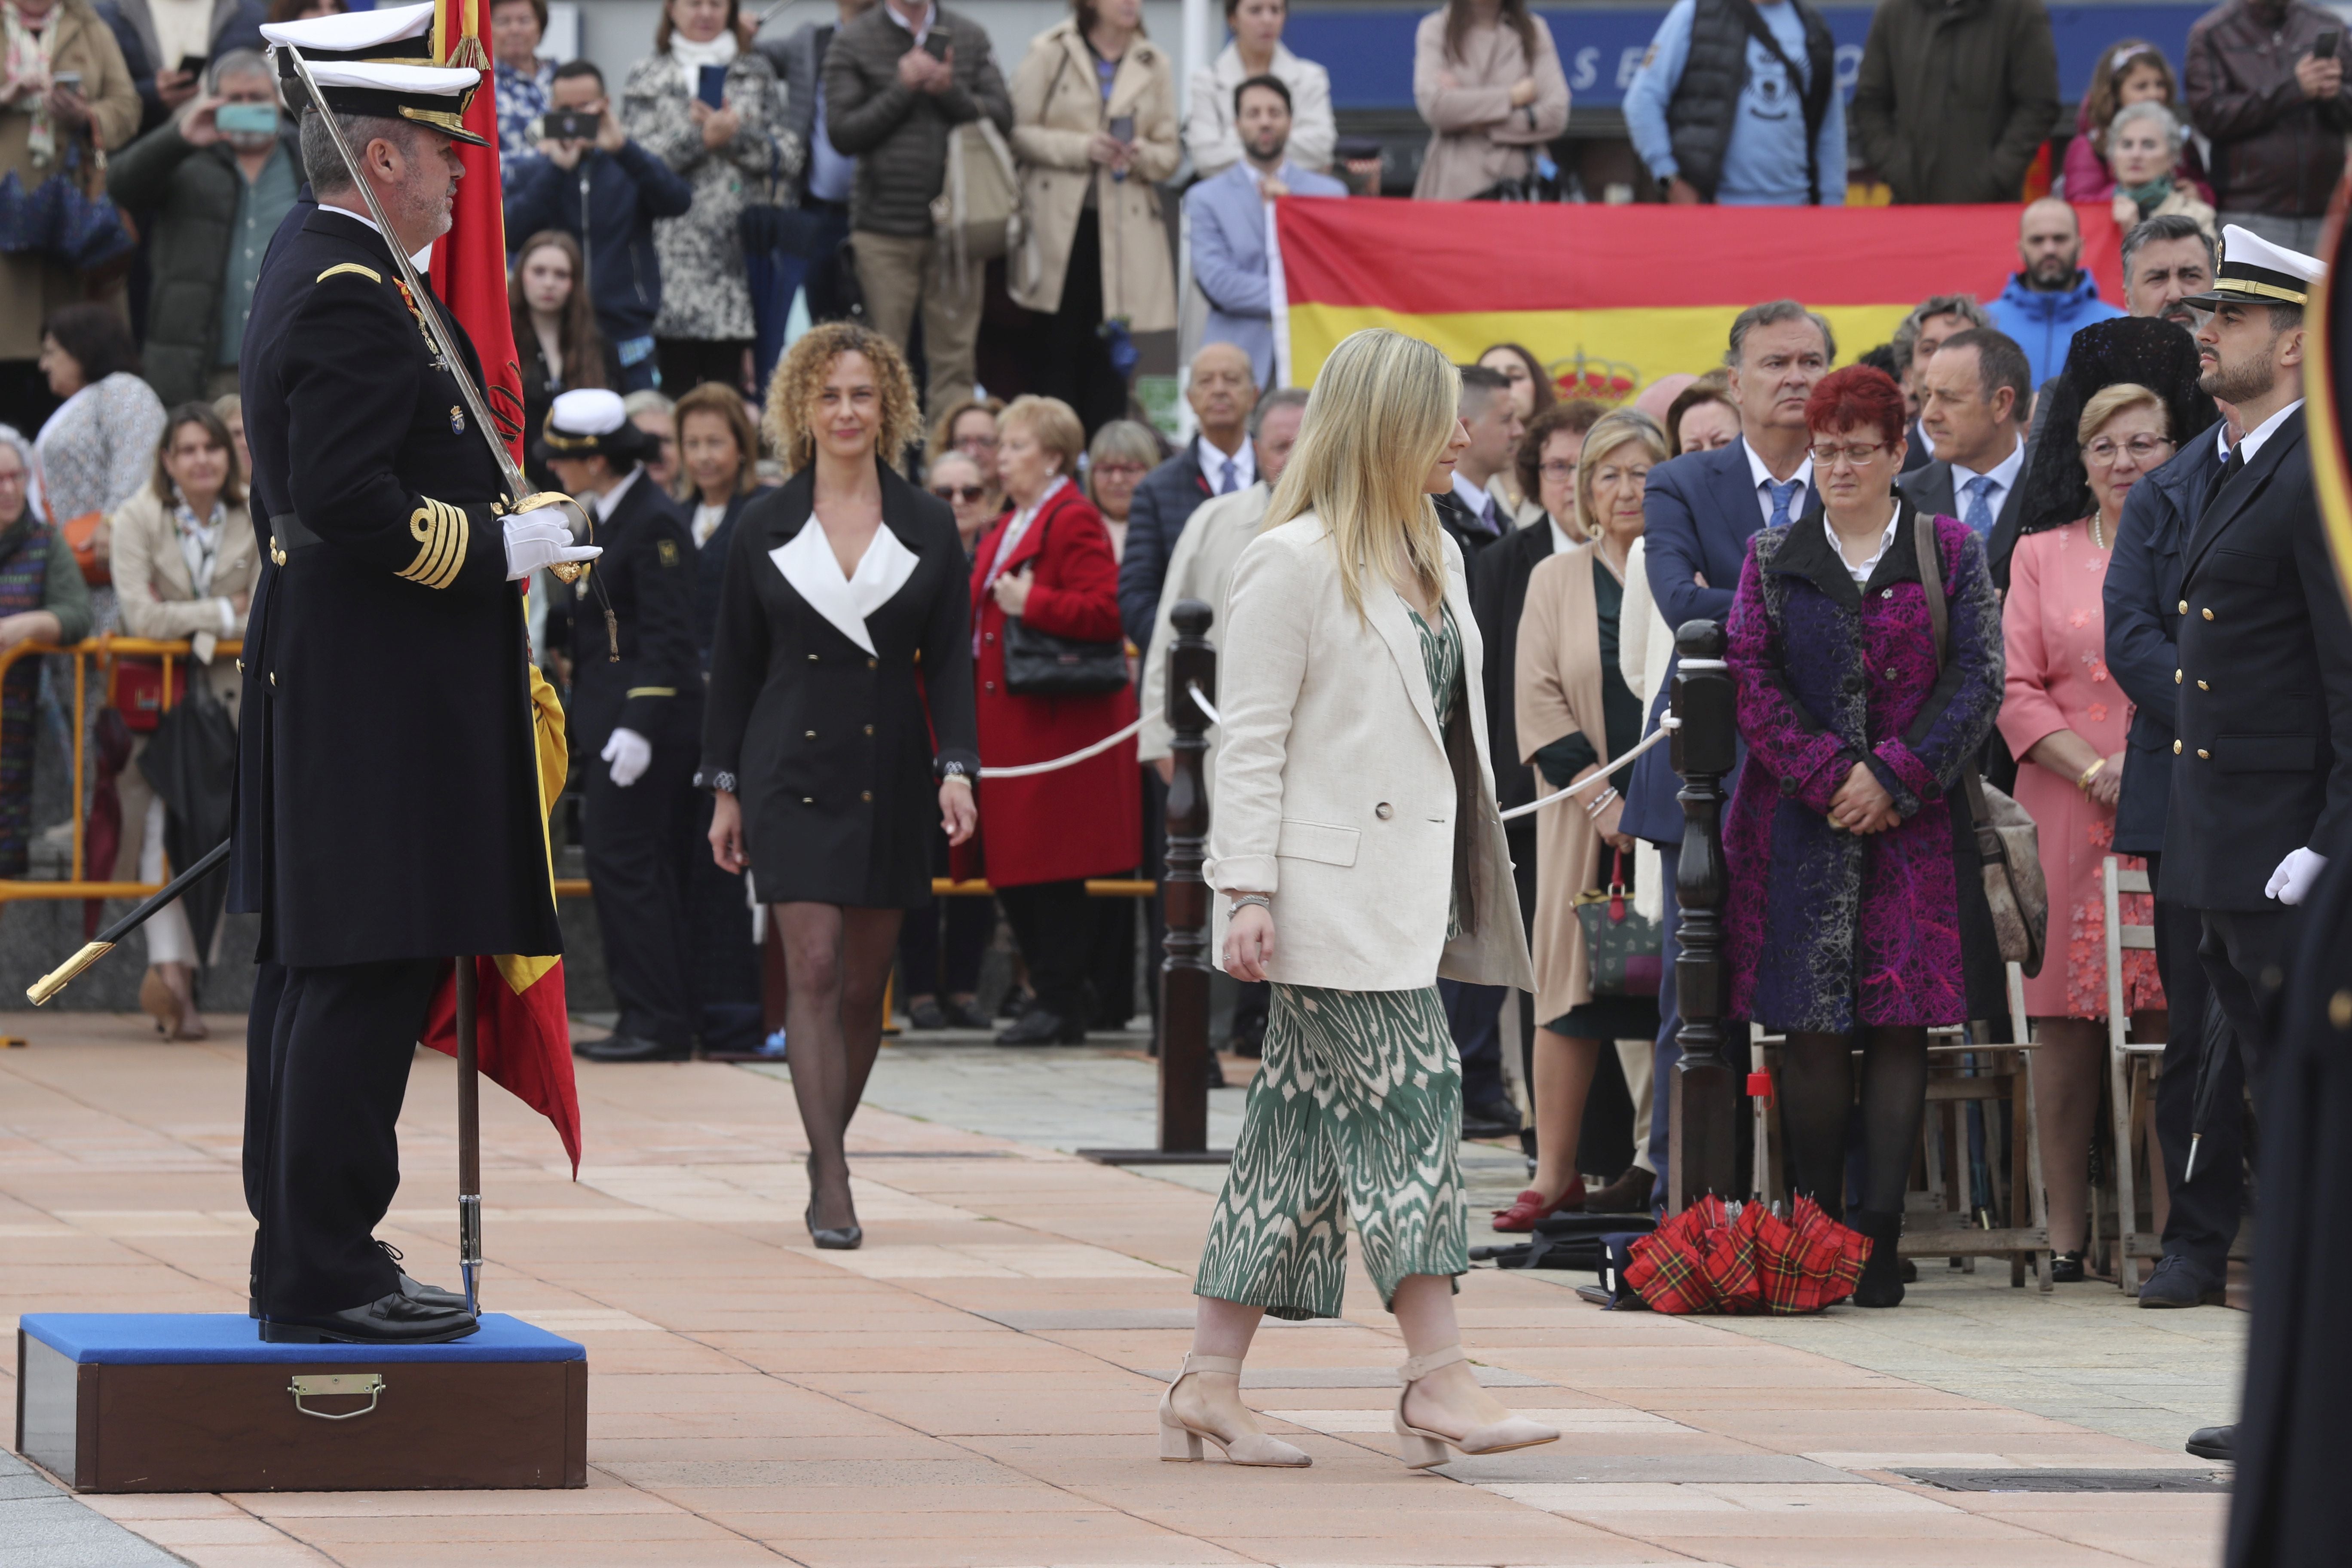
[2088,509,2107,551]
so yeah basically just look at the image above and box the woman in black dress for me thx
[702,322,979,1248]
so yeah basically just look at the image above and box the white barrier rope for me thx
[1191,680,1676,824]
[977,716,1146,779]
[1497,720,1677,822]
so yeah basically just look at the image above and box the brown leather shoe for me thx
[1583,1166,1655,1214]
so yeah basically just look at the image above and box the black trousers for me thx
[997,878,1091,1023]
[2197,903,2294,1095]
[1027,209,1128,435]
[2147,852,2242,1278]
[584,730,699,1047]
[656,336,752,397]
[900,825,991,997]
[245,956,441,1315]
[690,790,763,1048]
[1438,979,1509,1113]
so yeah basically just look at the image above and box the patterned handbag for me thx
[1572,849,1664,998]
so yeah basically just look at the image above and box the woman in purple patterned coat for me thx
[1722,364,2006,1308]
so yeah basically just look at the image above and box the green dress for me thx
[1192,597,1470,1320]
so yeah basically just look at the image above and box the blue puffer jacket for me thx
[1984,270,2124,386]
[502,140,694,343]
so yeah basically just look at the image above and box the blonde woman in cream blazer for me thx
[1161,328,1553,1477]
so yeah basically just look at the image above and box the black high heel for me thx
[2049,1249,2087,1283]
[804,1152,862,1250]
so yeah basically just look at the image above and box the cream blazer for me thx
[1204,514,1534,993]
[108,487,259,709]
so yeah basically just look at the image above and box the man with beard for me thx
[1187,75,1344,389]
[105,49,301,404]
[233,8,600,1343]
[1985,196,2125,385]
[2101,214,2232,1317]
[2153,229,2352,1407]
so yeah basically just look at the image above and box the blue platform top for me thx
[17,1314,585,1365]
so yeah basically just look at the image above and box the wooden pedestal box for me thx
[13,1314,587,1493]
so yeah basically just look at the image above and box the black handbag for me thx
[997,507,1129,697]
[1002,616,1128,696]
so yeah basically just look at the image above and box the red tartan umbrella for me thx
[1623,1195,1870,1315]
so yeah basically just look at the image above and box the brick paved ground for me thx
[1,1015,2232,1567]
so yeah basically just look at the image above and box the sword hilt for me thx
[27,941,113,1006]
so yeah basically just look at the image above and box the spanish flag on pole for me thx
[1272,199,2128,395]
[416,0,582,1175]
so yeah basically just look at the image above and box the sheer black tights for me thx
[1778,1028,1929,1218]
[775,903,904,1230]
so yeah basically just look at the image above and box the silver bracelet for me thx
[1229,894,1272,916]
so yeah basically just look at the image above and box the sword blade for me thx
[279,46,529,503]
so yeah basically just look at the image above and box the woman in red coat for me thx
[970,395,1142,1043]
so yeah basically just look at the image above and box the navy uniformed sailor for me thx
[537,389,706,1064]
[230,31,600,1344]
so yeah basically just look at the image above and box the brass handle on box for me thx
[288,1373,384,1420]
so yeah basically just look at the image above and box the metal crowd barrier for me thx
[0,637,241,907]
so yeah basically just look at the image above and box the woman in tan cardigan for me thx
[1009,0,1179,432]
[109,403,258,1038]
[1410,0,1568,202]
[1504,409,1666,1229]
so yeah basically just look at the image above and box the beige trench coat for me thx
[1008,19,1180,331]
[0,0,141,360]
[1410,9,1569,202]
[1515,540,1620,1024]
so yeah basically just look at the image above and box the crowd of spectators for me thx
[0,0,2336,1335]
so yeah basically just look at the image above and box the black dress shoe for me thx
[1583,1165,1655,1214]
[997,1008,1082,1045]
[380,1240,468,1312]
[2049,1249,2087,1283]
[574,1032,692,1063]
[997,988,1033,1020]
[906,998,950,1029]
[1461,1105,1518,1139]
[2185,1423,2234,1462]
[2138,1254,2226,1307]
[260,1289,478,1344]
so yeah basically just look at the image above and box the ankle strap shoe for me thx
[1392,1344,1558,1468]
[1158,1354,1311,1467]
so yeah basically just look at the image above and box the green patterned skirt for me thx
[1192,981,1467,1320]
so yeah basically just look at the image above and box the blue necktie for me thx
[1219,457,1239,494]
[1962,475,1995,536]
[1765,478,1801,531]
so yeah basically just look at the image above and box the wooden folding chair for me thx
[2101,855,2166,1293]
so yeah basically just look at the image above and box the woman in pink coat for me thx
[1999,365,2199,1281]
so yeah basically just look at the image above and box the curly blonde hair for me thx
[764,322,922,474]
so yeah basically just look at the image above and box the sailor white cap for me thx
[2184,223,2327,310]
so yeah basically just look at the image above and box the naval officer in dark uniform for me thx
[2168,226,2352,1097]
[537,389,704,1064]
[231,31,600,1343]
[2164,225,2352,1462]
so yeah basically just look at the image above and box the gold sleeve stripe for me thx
[317,262,383,285]
[398,497,469,590]
[625,687,677,698]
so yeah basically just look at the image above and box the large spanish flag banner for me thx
[415,0,582,1175]
[1273,200,2128,394]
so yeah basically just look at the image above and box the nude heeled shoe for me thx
[1392,1346,1559,1468]
[1158,1354,1311,1467]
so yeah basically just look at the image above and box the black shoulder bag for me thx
[1000,507,1130,697]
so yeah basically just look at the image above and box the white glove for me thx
[601,727,651,787]
[503,513,601,581]
[2264,846,2328,906]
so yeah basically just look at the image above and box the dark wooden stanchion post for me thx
[1156,600,1216,1153]
[1080,600,1227,1166]
[1668,620,1738,1213]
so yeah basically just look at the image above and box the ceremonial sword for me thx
[25,840,233,1006]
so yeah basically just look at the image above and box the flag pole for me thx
[456,957,483,1314]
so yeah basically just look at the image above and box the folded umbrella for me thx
[2184,991,2236,1182]
[1625,1194,1868,1315]
[136,676,237,968]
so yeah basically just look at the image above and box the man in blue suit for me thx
[2104,390,2231,1310]
[1623,298,1831,1202]
[1186,74,1345,387]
